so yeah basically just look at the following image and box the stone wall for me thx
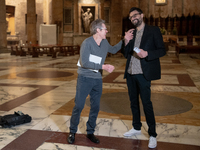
[139,0,200,18]
[4,0,200,47]
[6,0,43,44]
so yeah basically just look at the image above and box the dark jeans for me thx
[70,75,102,134]
[126,73,157,137]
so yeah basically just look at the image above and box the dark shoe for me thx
[86,134,100,143]
[67,133,75,144]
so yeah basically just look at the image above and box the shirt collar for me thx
[136,23,145,33]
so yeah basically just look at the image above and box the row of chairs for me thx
[10,45,80,58]
[51,45,80,58]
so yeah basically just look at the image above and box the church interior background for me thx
[0,0,200,149]
[3,0,200,48]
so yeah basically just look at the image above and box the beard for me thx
[132,18,142,27]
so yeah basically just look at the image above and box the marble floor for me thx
[0,52,200,150]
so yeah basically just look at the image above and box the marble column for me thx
[110,0,123,45]
[26,0,37,45]
[43,0,50,24]
[0,0,7,49]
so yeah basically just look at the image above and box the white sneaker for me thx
[123,128,141,137]
[148,136,157,148]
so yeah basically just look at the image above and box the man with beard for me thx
[121,7,166,148]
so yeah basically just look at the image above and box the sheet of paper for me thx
[77,54,102,73]
[77,60,81,67]
[89,54,102,64]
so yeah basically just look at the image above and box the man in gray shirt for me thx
[67,19,132,144]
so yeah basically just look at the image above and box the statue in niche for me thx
[6,14,11,35]
[81,8,93,33]
[6,20,9,31]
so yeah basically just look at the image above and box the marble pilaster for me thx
[122,0,138,18]
[26,0,37,45]
[51,0,63,45]
[0,0,7,48]
[73,0,79,34]
[110,0,123,45]
[100,0,105,19]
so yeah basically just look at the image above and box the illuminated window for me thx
[155,0,167,5]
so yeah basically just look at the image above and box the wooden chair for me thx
[73,45,80,55]
[15,46,20,56]
[20,46,26,56]
[10,46,16,55]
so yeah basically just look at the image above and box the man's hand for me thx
[124,29,134,45]
[102,64,115,73]
[137,49,148,58]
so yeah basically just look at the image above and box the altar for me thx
[7,35,19,46]
[162,35,177,43]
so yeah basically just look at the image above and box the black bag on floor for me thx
[0,111,32,128]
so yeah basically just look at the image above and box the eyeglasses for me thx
[100,28,107,31]
[129,13,141,20]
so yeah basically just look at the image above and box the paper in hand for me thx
[133,47,140,53]
[77,54,102,73]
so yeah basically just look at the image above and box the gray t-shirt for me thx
[77,36,122,79]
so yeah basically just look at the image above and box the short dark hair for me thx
[129,7,143,14]
[90,19,105,35]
